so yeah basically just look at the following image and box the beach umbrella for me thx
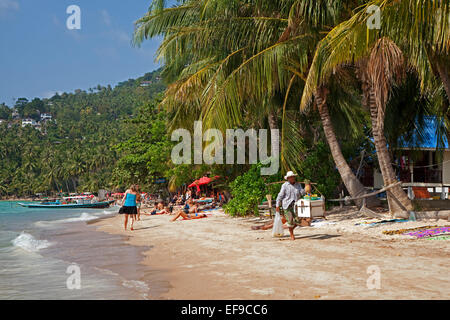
[188,180,201,193]
[197,176,212,185]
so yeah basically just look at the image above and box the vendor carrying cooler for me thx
[275,171,305,241]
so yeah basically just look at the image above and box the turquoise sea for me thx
[0,201,160,299]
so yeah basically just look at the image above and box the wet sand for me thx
[92,208,449,299]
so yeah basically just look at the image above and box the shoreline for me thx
[92,208,449,299]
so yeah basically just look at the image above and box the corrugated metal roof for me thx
[398,116,448,150]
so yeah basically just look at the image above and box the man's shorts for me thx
[282,204,301,228]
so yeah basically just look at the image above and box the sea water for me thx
[0,201,167,299]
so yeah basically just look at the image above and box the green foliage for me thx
[224,141,340,216]
[112,99,173,191]
[0,70,165,197]
[0,103,12,120]
[224,163,281,216]
[297,141,341,200]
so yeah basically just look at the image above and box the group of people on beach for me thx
[119,171,307,240]
[118,185,224,230]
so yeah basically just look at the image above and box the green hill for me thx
[0,69,166,197]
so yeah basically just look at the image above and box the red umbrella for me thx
[197,176,212,185]
[188,177,212,192]
[188,180,201,192]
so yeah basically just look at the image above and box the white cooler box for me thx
[296,198,325,218]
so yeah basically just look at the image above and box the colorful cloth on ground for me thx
[426,235,450,240]
[364,219,409,227]
[406,227,450,238]
[383,225,442,235]
[355,220,379,225]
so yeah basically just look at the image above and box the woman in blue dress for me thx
[119,185,139,230]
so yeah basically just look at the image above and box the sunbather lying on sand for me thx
[251,216,288,230]
[170,200,206,221]
[146,201,171,215]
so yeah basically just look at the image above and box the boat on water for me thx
[19,200,114,209]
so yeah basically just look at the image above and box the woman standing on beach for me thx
[119,185,139,231]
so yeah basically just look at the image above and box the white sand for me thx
[93,207,449,299]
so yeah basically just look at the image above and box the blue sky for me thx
[0,0,164,105]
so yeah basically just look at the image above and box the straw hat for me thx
[284,171,298,180]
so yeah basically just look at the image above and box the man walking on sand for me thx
[276,171,305,240]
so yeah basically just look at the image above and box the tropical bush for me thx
[224,163,281,216]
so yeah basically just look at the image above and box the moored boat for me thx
[18,200,115,209]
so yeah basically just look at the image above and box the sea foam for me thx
[35,212,98,227]
[12,232,52,252]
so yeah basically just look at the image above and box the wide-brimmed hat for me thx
[284,171,298,180]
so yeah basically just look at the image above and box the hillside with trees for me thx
[0,69,165,197]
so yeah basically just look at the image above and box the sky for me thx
[0,0,165,105]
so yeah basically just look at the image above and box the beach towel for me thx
[405,227,450,238]
[382,225,442,235]
[426,235,450,240]
[182,213,212,220]
[361,219,409,227]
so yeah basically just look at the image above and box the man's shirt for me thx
[276,182,305,209]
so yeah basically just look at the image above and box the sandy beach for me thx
[92,208,449,300]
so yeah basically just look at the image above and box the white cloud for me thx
[99,9,131,45]
[115,30,131,43]
[100,9,111,26]
[0,0,19,14]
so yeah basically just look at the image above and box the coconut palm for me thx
[300,0,449,213]
[134,0,373,203]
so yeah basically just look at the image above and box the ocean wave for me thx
[59,212,98,222]
[12,232,52,252]
[35,212,98,227]
[122,280,149,292]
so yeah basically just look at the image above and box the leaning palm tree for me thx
[300,0,449,214]
[134,0,372,204]
[361,38,413,212]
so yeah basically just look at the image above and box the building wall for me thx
[442,151,450,184]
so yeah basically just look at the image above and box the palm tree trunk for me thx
[316,88,370,207]
[368,87,413,215]
[268,111,278,130]
[64,180,70,193]
[71,178,77,192]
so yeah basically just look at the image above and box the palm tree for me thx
[362,38,413,212]
[300,0,449,213]
[134,0,372,204]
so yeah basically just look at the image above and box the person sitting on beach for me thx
[119,185,139,231]
[170,200,205,221]
[147,201,171,215]
[175,196,185,205]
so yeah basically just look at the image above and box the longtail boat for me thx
[18,200,115,209]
